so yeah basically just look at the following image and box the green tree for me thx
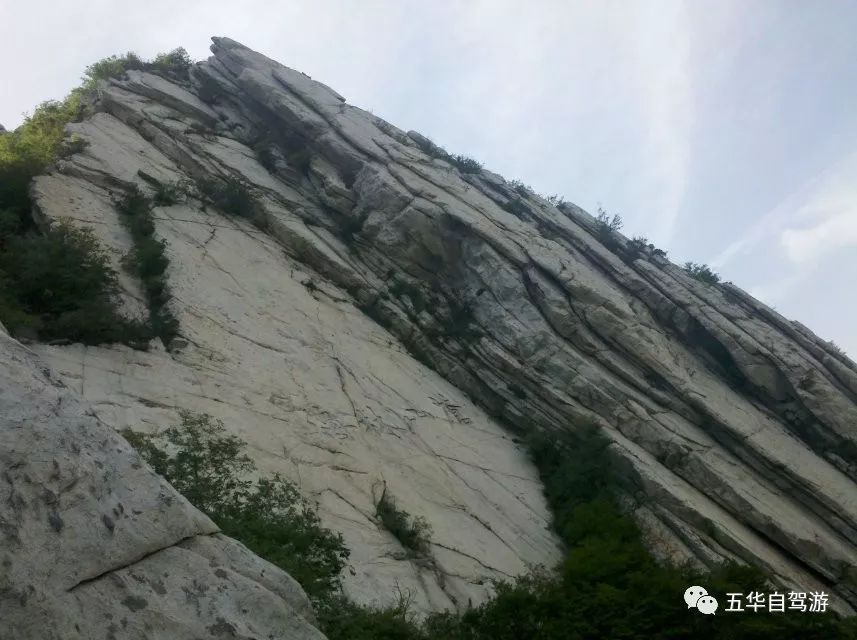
[123,412,349,602]
[0,222,146,343]
[683,262,721,285]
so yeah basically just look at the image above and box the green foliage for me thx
[196,176,263,223]
[503,197,531,218]
[2,222,114,316]
[376,490,432,556]
[81,48,192,88]
[1,46,194,221]
[0,96,84,221]
[0,221,146,344]
[509,180,532,197]
[149,48,193,80]
[122,412,857,640]
[546,194,568,208]
[449,154,482,174]
[593,206,624,251]
[0,47,197,347]
[828,341,846,355]
[0,46,194,229]
[123,412,350,602]
[115,187,179,345]
[82,52,145,89]
[595,206,623,234]
[625,235,649,260]
[416,427,857,640]
[319,591,424,640]
[57,134,89,158]
[411,136,482,175]
[150,180,185,207]
[683,262,721,285]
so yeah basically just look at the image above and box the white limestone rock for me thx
[14,35,857,618]
[0,332,324,639]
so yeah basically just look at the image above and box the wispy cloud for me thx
[779,156,857,265]
[713,152,857,271]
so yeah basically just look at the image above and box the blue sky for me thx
[2,0,855,354]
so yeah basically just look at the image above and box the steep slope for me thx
[25,36,857,614]
[0,326,324,639]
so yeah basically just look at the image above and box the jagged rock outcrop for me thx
[0,327,325,639]
[18,36,857,617]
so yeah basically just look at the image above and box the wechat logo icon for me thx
[685,585,718,615]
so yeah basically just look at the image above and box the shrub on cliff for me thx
[0,48,197,346]
[449,154,482,173]
[419,427,857,639]
[149,47,193,81]
[0,221,146,344]
[123,412,350,602]
[82,52,146,89]
[115,187,179,346]
[595,207,623,234]
[0,97,84,219]
[319,590,422,640]
[0,99,149,346]
[376,490,432,556]
[121,410,857,640]
[197,176,266,227]
[683,262,721,285]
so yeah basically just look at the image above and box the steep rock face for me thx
[28,48,562,614]
[26,37,857,613]
[0,328,324,639]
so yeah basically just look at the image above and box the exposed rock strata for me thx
[23,36,857,615]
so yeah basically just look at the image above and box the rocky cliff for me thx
[0,326,325,639]
[8,35,857,627]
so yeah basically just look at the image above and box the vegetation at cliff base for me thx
[125,412,857,640]
[420,427,857,639]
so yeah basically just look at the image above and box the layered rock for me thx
[23,36,857,615]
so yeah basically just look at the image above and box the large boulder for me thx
[0,329,325,639]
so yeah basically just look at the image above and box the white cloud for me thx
[781,210,857,265]
[778,158,857,265]
[713,152,857,269]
